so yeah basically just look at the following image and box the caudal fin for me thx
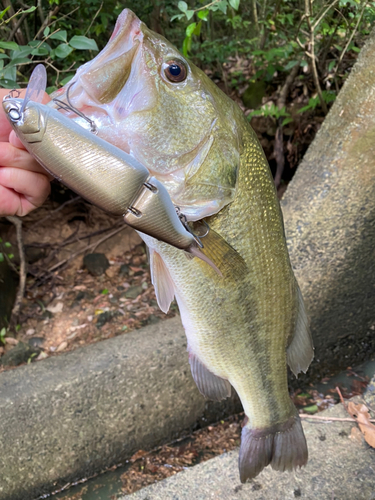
[239,414,307,483]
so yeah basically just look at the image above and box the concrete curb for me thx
[123,402,375,500]
[0,317,241,500]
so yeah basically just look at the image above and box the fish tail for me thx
[239,413,307,482]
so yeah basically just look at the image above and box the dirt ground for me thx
[0,198,180,366]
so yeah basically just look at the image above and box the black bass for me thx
[17,9,314,481]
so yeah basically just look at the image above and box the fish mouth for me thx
[50,9,155,123]
[78,10,143,104]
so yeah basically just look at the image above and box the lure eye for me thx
[164,60,187,83]
[8,108,21,122]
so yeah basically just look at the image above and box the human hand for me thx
[0,88,52,217]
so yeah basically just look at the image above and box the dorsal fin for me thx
[149,249,175,314]
[287,285,314,377]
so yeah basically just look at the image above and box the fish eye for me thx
[163,60,187,83]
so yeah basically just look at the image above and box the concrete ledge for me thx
[124,402,375,500]
[0,317,241,500]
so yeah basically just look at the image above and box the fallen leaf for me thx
[349,426,363,444]
[347,401,375,448]
[4,337,18,345]
[130,450,148,462]
[36,351,48,361]
[46,302,64,314]
[56,341,68,352]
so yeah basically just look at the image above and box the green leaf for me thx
[328,60,335,72]
[185,10,194,20]
[31,47,49,56]
[0,6,10,21]
[217,0,228,14]
[170,14,184,21]
[0,41,19,51]
[186,22,197,37]
[49,30,67,42]
[0,253,3,263]
[69,35,98,51]
[60,74,74,86]
[15,46,32,58]
[46,85,57,94]
[54,43,73,59]
[21,6,36,14]
[281,117,293,126]
[7,253,14,259]
[0,54,9,60]
[229,0,240,10]
[5,56,30,67]
[43,26,50,37]
[303,404,319,414]
[194,21,202,36]
[4,242,11,248]
[101,288,109,295]
[197,9,209,20]
[178,1,188,12]
[284,60,299,71]
[182,36,192,57]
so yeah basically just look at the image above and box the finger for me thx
[0,167,51,215]
[0,141,52,178]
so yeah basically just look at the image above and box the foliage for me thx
[0,0,373,114]
[0,237,13,263]
[0,326,6,345]
[248,103,293,127]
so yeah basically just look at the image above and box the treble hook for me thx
[175,207,210,249]
[53,82,97,134]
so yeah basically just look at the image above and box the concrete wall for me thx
[281,28,375,379]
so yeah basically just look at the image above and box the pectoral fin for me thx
[286,285,314,377]
[189,352,231,401]
[192,223,248,280]
[149,249,175,314]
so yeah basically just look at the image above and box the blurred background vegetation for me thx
[0,0,374,184]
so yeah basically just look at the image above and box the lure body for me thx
[2,96,211,259]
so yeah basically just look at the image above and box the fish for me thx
[2,67,219,271]
[15,9,314,481]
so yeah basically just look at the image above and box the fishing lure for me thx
[3,65,219,273]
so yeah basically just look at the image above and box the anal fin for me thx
[149,249,175,314]
[287,285,314,377]
[189,352,231,401]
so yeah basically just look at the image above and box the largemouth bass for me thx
[16,9,314,481]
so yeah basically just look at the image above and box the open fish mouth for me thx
[49,9,155,131]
